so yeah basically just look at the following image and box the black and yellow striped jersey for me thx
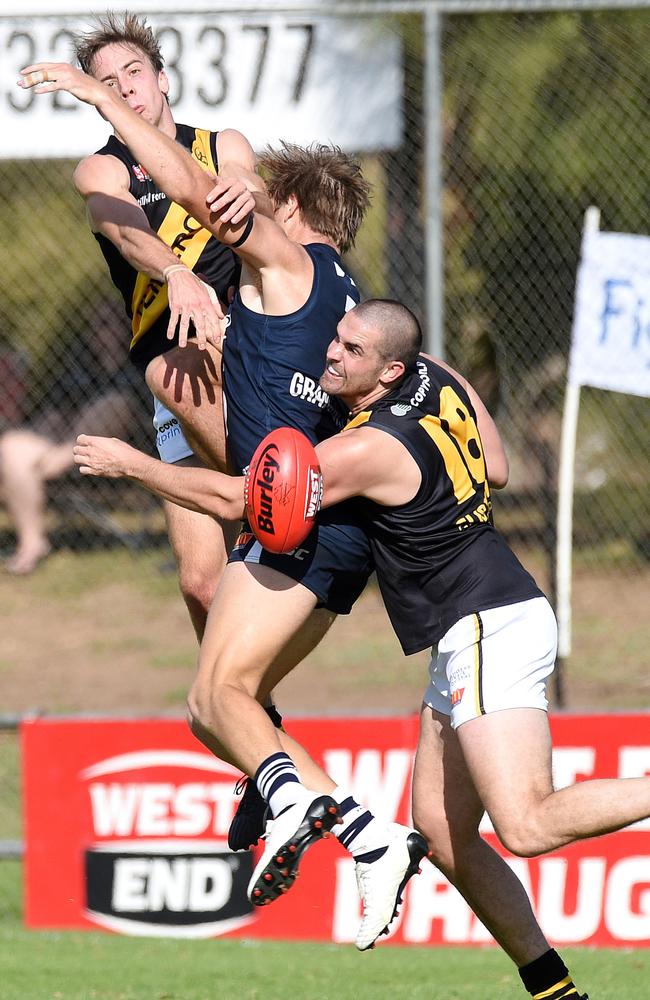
[94,124,239,371]
[344,356,542,654]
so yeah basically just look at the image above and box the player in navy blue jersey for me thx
[22,61,431,948]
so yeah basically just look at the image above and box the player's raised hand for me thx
[17,62,107,107]
[206,176,256,226]
[73,434,138,478]
[164,265,225,350]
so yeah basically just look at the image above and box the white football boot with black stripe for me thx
[355,823,430,950]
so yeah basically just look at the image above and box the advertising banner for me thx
[22,714,650,947]
[568,228,650,398]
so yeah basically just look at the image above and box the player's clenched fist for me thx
[17,61,108,108]
[73,434,137,479]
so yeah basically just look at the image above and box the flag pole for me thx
[554,206,600,702]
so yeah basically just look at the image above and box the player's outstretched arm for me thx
[73,435,245,520]
[18,63,305,281]
[19,63,228,235]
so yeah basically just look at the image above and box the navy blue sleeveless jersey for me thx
[94,124,239,372]
[345,356,543,653]
[223,242,371,615]
[222,243,357,474]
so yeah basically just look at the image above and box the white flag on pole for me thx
[568,229,650,398]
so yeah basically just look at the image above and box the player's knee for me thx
[187,681,217,740]
[177,566,218,619]
[492,814,547,858]
[186,701,206,745]
[144,355,166,397]
[413,806,473,874]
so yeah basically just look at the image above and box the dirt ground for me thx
[1,543,649,719]
[0,548,428,718]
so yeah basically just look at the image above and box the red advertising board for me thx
[22,714,650,946]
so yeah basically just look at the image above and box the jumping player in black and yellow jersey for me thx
[70,13,264,640]
[92,123,238,375]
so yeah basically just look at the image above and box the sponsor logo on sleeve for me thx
[132,164,151,183]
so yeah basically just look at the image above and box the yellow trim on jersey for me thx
[473,614,482,716]
[191,128,217,175]
[130,129,218,349]
[343,410,372,431]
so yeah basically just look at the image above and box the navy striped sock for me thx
[255,752,301,817]
[331,788,388,861]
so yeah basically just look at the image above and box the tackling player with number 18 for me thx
[73,300,609,1000]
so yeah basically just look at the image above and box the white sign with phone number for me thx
[1,12,402,158]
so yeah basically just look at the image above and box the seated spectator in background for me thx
[0,299,150,574]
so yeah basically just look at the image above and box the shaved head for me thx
[352,299,422,371]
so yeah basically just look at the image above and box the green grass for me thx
[0,733,20,840]
[0,856,647,999]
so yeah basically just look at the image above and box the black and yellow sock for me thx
[519,949,586,999]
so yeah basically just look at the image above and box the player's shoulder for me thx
[215,128,257,168]
[73,149,129,196]
[420,351,469,392]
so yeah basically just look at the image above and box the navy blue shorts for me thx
[228,502,373,615]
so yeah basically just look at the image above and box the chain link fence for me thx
[0,2,648,704]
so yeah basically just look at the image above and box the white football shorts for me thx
[424,596,558,729]
[152,396,193,464]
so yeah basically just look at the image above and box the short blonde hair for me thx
[259,142,371,254]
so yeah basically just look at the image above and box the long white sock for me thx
[330,785,389,861]
[255,751,303,817]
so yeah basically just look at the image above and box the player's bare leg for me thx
[189,561,322,773]
[459,706,650,856]
[145,343,228,471]
[414,706,589,998]
[162,493,236,641]
[190,604,336,768]
[413,706,549,964]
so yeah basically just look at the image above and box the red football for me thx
[244,427,323,553]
